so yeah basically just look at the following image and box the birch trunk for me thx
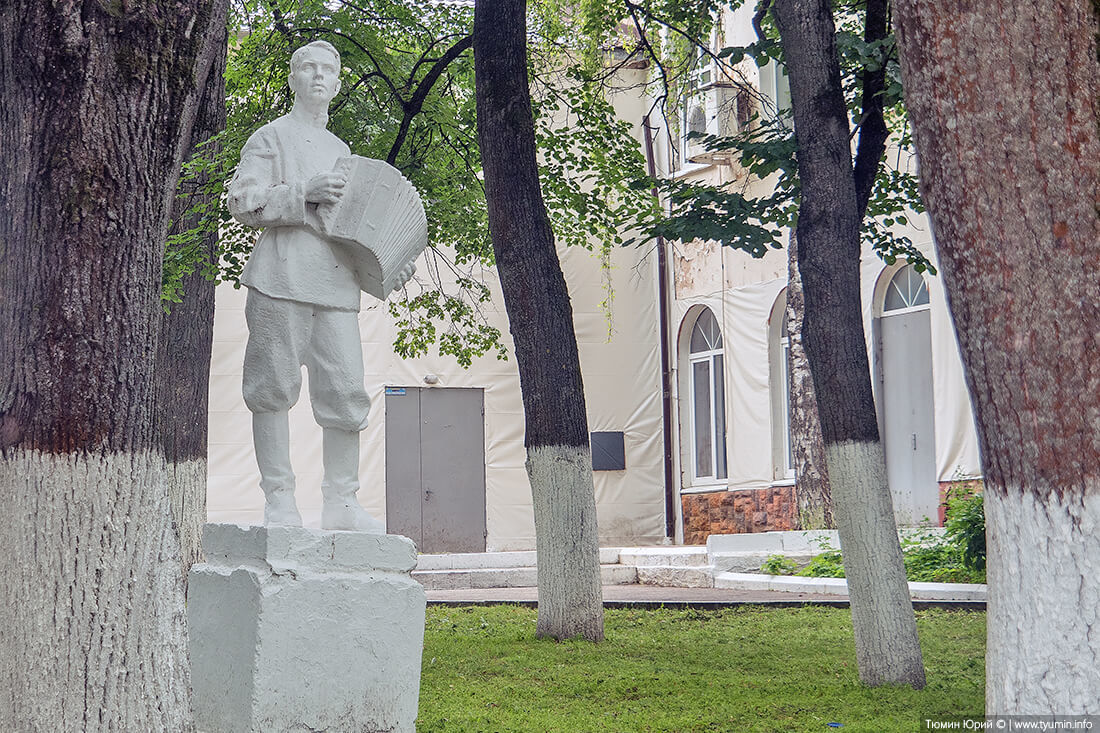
[773,0,925,687]
[786,236,833,529]
[892,0,1100,712]
[0,2,222,728]
[473,0,604,641]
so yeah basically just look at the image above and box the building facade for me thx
[651,6,982,543]
[206,11,982,548]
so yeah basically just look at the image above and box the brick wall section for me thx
[938,482,951,526]
[938,478,984,525]
[681,486,798,545]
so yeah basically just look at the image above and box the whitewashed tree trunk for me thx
[527,445,604,639]
[0,2,223,728]
[892,0,1100,713]
[165,459,212,572]
[773,0,925,687]
[985,489,1100,711]
[473,0,604,641]
[0,452,191,730]
[826,441,924,683]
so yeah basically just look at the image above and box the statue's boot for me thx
[320,427,385,533]
[253,410,302,527]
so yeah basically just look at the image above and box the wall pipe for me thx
[642,114,678,541]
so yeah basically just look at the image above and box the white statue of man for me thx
[228,40,407,532]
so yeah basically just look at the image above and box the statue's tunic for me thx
[229,115,360,312]
[228,115,370,430]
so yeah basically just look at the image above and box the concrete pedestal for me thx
[188,524,425,732]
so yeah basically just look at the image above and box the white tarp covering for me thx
[207,237,668,551]
[668,224,982,499]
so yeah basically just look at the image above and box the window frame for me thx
[882,264,931,317]
[769,292,795,482]
[687,309,728,485]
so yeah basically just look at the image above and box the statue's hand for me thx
[395,262,416,289]
[305,170,347,204]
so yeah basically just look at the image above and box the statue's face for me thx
[288,46,341,106]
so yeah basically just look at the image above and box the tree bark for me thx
[157,2,227,577]
[892,0,1100,713]
[473,0,604,641]
[785,235,833,529]
[773,0,925,687]
[0,2,222,729]
[851,0,890,219]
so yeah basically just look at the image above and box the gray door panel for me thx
[385,387,486,553]
[880,311,938,524]
[385,388,423,544]
[420,388,486,554]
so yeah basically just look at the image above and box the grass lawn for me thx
[418,605,985,732]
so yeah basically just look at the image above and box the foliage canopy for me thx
[167,0,658,366]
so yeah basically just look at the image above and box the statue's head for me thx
[288,41,342,107]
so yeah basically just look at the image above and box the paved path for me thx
[425,584,985,610]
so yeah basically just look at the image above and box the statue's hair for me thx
[290,40,340,72]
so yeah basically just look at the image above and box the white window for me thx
[769,293,794,480]
[883,264,930,313]
[758,59,792,125]
[689,309,728,482]
[779,311,794,477]
[680,37,741,166]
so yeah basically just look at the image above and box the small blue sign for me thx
[385,387,407,396]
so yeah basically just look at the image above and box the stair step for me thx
[710,552,817,574]
[636,564,714,589]
[618,546,708,567]
[413,563,638,591]
[416,547,621,572]
[713,572,987,601]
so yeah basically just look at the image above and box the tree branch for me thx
[265,0,291,36]
[408,32,468,81]
[753,0,774,43]
[851,0,890,220]
[387,34,473,164]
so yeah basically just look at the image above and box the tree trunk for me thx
[786,235,833,529]
[773,0,925,688]
[0,3,222,729]
[157,4,228,577]
[892,0,1100,713]
[473,0,604,641]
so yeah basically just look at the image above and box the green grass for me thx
[418,605,986,732]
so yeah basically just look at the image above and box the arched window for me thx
[689,309,727,482]
[769,292,794,480]
[883,264,930,312]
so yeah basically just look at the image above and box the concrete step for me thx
[706,529,839,556]
[416,547,621,572]
[413,563,638,591]
[713,571,986,601]
[618,546,708,567]
[636,564,714,589]
[710,552,818,574]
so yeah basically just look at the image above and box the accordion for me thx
[315,155,428,300]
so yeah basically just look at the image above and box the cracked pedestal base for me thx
[188,524,425,732]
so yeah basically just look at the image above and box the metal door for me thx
[879,311,938,524]
[385,387,486,553]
